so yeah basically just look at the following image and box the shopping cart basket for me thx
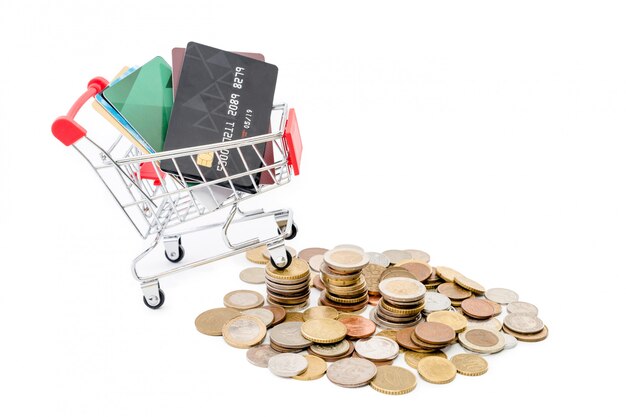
[51,77,303,309]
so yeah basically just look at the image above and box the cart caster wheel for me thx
[270,250,292,270]
[279,223,298,241]
[143,289,165,309]
[165,245,185,263]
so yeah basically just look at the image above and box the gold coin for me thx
[450,353,488,376]
[435,266,464,283]
[454,275,486,295]
[375,329,399,342]
[265,258,310,281]
[417,356,457,384]
[222,315,267,349]
[300,319,347,344]
[369,365,417,395]
[404,350,447,369]
[284,312,305,322]
[246,245,268,264]
[426,311,468,333]
[303,306,339,321]
[195,307,241,336]
[223,290,265,310]
[324,291,368,305]
[292,355,327,381]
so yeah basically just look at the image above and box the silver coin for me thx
[355,336,400,361]
[308,254,324,272]
[238,267,266,284]
[424,292,452,312]
[502,332,518,349]
[246,344,280,367]
[507,301,539,316]
[365,252,390,268]
[326,357,378,387]
[466,317,503,332]
[268,353,308,377]
[334,244,365,253]
[382,249,412,265]
[242,308,274,327]
[504,313,544,334]
[270,321,313,349]
[310,340,351,357]
[485,288,519,305]
[405,249,431,263]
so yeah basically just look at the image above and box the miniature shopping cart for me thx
[52,77,302,309]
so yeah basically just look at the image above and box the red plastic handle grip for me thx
[284,108,302,175]
[51,77,109,146]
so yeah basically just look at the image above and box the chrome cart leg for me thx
[164,235,185,263]
[141,280,165,309]
[274,210,297,240]
[267,241,292,269]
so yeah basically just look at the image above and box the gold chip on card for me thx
[197,152,214,168]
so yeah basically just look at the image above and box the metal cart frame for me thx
[52,77,303,309]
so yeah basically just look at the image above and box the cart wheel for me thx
[279,223,298,241]
[143,289,165,309]
[270,250,292,270]
[164,245,185,263]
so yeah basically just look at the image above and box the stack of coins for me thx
[371,277,426,329]
[307,339,355,362]
[362,252,389,306]
[411,321,457,351]
[502,302,548,342]
[319,247,370,313]
[265,258,311,310]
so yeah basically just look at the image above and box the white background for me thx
[0,1,623,415]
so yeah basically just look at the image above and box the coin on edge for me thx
[293,355,327,380]
[223,290,265,310]
[370,365,417,395]
[268,353,309,377]
[327,357,378,388]
[246,344,280,367]
[239,267,266,284]
[417,356,457,384]
[195,307,241,336]
[454,274,485,295]
[222,315,267,349]
[450,353,488,376]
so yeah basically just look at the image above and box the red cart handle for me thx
[284,108,302,175]
[51,77,109,146]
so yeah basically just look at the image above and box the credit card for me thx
[172,48,265,97]
[161,42,278,193]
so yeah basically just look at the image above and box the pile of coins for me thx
[193,244,549,396]
[265,257,311,310]
[319,247,370,313]
[371,277,426,329]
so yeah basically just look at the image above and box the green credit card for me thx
[102,56,173,153]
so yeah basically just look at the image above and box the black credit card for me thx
[161,42,278,193]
